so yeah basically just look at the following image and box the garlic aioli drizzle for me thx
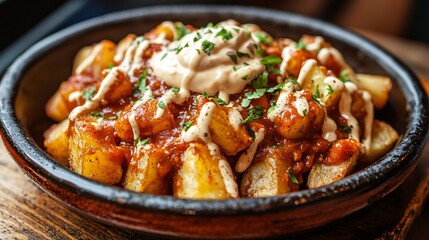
[68,91,82,104]
[305,36,324,52]
[293,91,309,117]
[181,102,220,157]
[150,25,265,105]
[69,68,121,121]
[297,59,317,85]
[128,89,154,140]
[361,90,374,151]
[228,107,243,130]
[235,128,265,173]
[218,159,239,197]
[75,43,104,75]
[339,82,360,141]
[321,76,344,141]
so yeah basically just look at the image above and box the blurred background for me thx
[1,0,428,76]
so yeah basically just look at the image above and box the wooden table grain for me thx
[1,30,428,239]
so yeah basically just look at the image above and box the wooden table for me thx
[1,30,428,239]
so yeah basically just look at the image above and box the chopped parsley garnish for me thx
[255,44,265,56]
[242,88,267,108]
[215,28,233,41]
[342,125,352,133]
[161,52,168,61]
[243,106,264,123]
[90,111,103,118]
[174,22,189,40]
[327,85,334,95]
[202,40,215,55]
[267,82,286,93]
[193,32,202,42]
[107,63,114,69]
[135,138,150,147]
[158,100,166,109]
[171,87,180,93]
[252,71,269,89]
[339,69,352,83]
[134,69,148,95]
[260,55,282,65]
[302,108,308,116]
[297,39,306,50]
[233,28,240,33]
[267,102,277,114]
[253,32,269,43]
[287,76,299,85]
[202,92,227,105]
[289,168,299,184]
[182,121,193,131]
[267,65,280,74]
[241,74,248,80]
[227,51,238,64]
[108,115,118,120]
[312,85,321,104]
[246,125,256,140]
[204,29,213,34]
[237,51,250,58]
[82,88,96,102]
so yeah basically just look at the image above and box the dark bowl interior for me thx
[0,5,428,238]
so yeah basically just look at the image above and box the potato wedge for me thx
[367,120,399,163]
[43,119,69,167]
[307,139,360,188]
[173,143,238,199]
[124,144,170,194]
[356,73,392,109]
[73,45,93,72]
[209,104,252,155]
[74,40,116,78]
[241,149,297,197]
[69,115,124,185]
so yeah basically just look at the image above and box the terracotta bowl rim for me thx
[0,5,428,216]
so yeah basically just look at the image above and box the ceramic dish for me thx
[0,5,428,239]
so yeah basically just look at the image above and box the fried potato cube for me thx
[43,119,69,167]
[73,45,93,72]
[115,99,175,142]
[74,40,116,78]
[356,73,392,109]
[46,90,70,122]
[307,139,361,188]
[240,150,297,197]
[173,143,238,199]
[367,120,399,163]
[69,115,124,185]
[124,145,170,194]
[114,34,136,64]
[274,89,325,139]
[209,105,252,155]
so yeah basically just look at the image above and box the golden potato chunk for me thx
[356,73,392,109]
[46,90,70,122]
[241,149,297,197]
[43,119,69,166]
[367,120,399,163]
[124,144,170,194]
[173,143,238,199]
[307,139,361,188]
[209,104,252,155]
[115,99,175,142]
[69,115,124,184]
[74,40,116,78]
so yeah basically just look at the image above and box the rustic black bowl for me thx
[0,5,428,239]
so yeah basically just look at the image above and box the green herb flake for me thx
[161,52,168,61]
[260,55,282,65]
[289,168,299,184]
[254,32,268,43]
[174,22,189,40]
[212,98,226,105]
[215,28,233,41]
[193,32,202,42]
[233,28,240,33]
[243,106,264,123]
[171,87,180,93]
[237,51,250,58]
[227,52,238,64]
[241,98,251,108]
[158,100,166,110]
[241,74,248,80]
[135,138,150,147]
[182,121,193,131]
[107,63,114,69]
[302,108,308,117]
[327,85,334,95]
[287,76,299,85]
[134,69,148,95]
[339,69,351,83]
[246,125,256,140]
[90,111,103,118]
[342,125,352,133]
[82,88,96,102]
[267,82,286,93]
[108,115,118,120]
[297,39,306,50]
[202,40,215,55]
[267,102,277,114]
[267,65,281,74]
[252,71,269,89]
